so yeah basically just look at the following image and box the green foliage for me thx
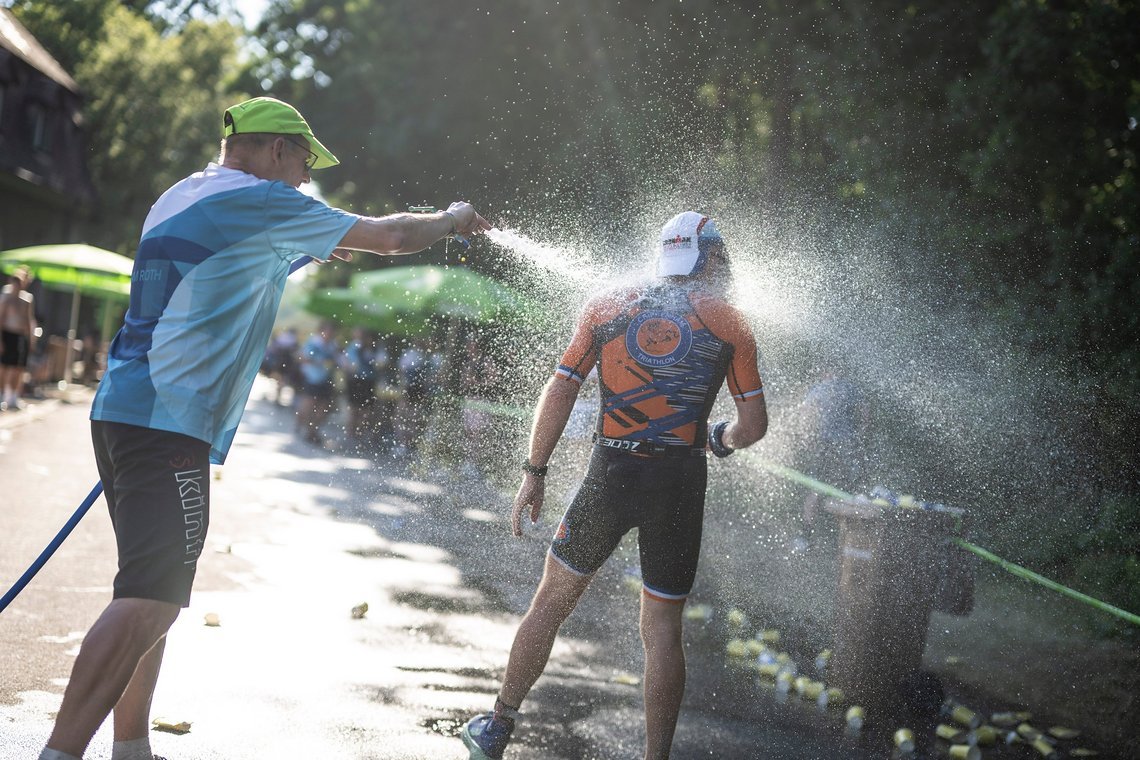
[949,0,1140,481]
[11,2,248,252]
[240,1,1136,532]
[6,0,118,73]
[1077,495,1140,557]
[74,7,245,250]
[1068,551,1140,638]
[8,0,1136,575]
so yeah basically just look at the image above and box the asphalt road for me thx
[0,381,880,759]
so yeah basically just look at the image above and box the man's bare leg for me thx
[45,598,179,757]
[113,635,168,741]
[2,365,19,403]
[498,553,593,708]
[640,594,686,760]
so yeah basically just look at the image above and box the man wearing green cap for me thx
[39,96,490,760]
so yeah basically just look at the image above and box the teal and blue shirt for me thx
[91,164,359,463]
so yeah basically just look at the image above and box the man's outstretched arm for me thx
[338,201,491,254]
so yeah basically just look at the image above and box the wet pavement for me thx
[0,381,1031,758]
[0,380,875,760]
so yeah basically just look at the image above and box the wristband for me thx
[708,421,734,458]
[522,460,548,477]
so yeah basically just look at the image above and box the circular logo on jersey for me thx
[625,310,692,368]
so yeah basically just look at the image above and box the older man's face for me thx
[254,136,312,188]
[275,135,312,186]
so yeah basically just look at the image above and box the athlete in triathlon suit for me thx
[463,211,769,760]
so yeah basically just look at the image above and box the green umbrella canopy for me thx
[305,265,539,334]
[349,265,532,323]
[0,244,132,300]
[306,286,433,336]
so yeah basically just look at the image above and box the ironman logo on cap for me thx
[626,310,693,368]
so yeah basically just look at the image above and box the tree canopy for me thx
[9,0,1138,612]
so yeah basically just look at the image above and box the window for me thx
[28,102,52,152]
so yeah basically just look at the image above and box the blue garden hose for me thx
[0,256,314,615]
[0,482,105,613]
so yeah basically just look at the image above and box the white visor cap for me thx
[655,211,723,277]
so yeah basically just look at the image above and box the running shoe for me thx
[461,712,514,760]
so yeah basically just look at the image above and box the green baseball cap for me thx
[222,96,339,169]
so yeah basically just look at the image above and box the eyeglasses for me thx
[283,137,318,170]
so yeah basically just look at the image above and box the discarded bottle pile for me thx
[696,605,1104,759]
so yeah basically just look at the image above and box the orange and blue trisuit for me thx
[549,280,764,602]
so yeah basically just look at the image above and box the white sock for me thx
[39,750,82,760]
[111,737,153,760]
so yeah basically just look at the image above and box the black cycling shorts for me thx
[299,378,336,400]
[92,421,211,607]
[551,445,707,601]
[0,330,29,368]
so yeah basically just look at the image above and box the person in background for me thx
[265,327,300,404]
[296,321,340,446]
[0,267,37,410]
[341,326,381,446]
[80,330,103,385]
[40,95,490,760]
[459,334,501,478]
[369,338,399,448]
[793,366,871,551]
[461,211,768,760]
[393,339,431,458]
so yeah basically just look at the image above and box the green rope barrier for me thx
[463,400,1140,627]
[750,455,1140,628]
[951,539,1140,627]
[752,459,856,502]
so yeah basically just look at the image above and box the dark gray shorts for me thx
[92,421,210,607]
[551,446,707,601]
[0,330,29,368]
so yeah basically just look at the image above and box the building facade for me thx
[0,9,95,251]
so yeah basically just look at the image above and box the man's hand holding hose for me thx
[445,201,491,238]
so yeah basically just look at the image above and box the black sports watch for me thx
[708,421,734,458]
[522,460,549,477]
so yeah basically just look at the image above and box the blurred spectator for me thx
[0,267,38,410]
[340,327,383,446]
[459,335,501,475]
[263,327,300,405]
[795,366,871,549]
[296,321,339,445]
[371,340,399,448]
[393,340,433,457]
[80,330,103,385]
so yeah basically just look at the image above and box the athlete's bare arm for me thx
[724,393,768,450]
[337,201,490,255]
[511,376,581,536]
[24,294,37,349]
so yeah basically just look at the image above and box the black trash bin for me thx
[824,497,970,719]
